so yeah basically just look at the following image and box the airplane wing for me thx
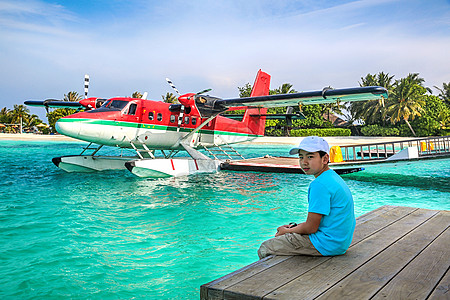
[219,86,387,107]
[194,86,387,118]
[24,99,83,109]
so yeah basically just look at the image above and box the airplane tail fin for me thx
[249,69,271,97]
[243,69,270,136]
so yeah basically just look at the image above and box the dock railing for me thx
[338,135,450,162]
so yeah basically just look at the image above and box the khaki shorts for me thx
[258,233,322,259]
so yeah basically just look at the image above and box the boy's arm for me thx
[275,212,322,236]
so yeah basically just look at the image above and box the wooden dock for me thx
[220,157,365,175]
[201,206,450,299]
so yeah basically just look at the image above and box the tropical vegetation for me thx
[237,72,449,137]
[0,105,43,133]
[350,73,450,137]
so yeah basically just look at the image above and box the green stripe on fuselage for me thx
[57,118,262,138]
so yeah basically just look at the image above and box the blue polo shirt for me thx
[308,169,355,256]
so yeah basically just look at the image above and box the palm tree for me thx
[132,91,143,99]
[10,104,30,123]
[352,72,395,126]
[437,109,450,131]
[162,92,179,104]
[64,91,82,102]
[238,83,252,98]
[374,72,395,89]
[322,98,345,124]
[23,114,42,128]
[434,82,450,106]
[0,107,11,123]
[387,74,427,136]
[9,105,31,133]
[270,83,297,95]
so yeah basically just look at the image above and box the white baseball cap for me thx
[289,136,330,155]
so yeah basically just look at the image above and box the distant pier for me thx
[221,136,450,175]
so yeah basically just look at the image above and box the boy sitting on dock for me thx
[258,136,356,259]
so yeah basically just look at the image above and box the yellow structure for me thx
[420,141,435,151]
[329,146,344,163]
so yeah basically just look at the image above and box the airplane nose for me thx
[55,119,80,138]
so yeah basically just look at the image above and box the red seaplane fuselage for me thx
[56,71,271,150]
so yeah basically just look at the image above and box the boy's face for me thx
[298,150,329,178]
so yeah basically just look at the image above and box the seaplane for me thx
[25,70,388,178]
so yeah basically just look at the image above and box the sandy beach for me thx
[0,133,78,142]
[0,133,415,146]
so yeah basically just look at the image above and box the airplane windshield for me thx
[109,100,129,110]
[99,100,129,110]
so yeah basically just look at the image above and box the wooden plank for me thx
[354,205,396,224]
[201,206,419,299]
[315,211,449,299]
[201,255,292,300]
[224,255,328,299]
[262,208,438,300]
[372,223,450,299]
[428,268,450,299]
[351,206,418,245]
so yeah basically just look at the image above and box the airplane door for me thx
[198,118,215,146]
[124,103,140,123]
[117,102,141,141]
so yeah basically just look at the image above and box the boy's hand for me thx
[275,225,290,236]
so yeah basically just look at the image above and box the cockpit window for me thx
[99,99,129,110]
[96,98,107,108]
[110,100,129,110]
[100,100,112,108]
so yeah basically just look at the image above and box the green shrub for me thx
[361,125,400,136]
[265,127,284,136]
[290,128,351,137]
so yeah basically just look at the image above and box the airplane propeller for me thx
[166,78,212,98]
[196,88,212,95]
[84,74,89,99]
[165,78,213,131]
[165,78,181,96]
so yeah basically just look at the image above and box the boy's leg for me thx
[258,233,322,259]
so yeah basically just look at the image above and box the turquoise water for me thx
[1,141,449,299]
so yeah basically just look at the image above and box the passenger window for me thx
[192,117,196,125]
[148,112,154,120]
[170,115,176,123]
[128,103,137,115]
[184,116,189,124]
[157,113,163,121]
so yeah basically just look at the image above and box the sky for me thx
[1,0,449,121]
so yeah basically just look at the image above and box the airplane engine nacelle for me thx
[79,98,107,110]
[177,93,196,107]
